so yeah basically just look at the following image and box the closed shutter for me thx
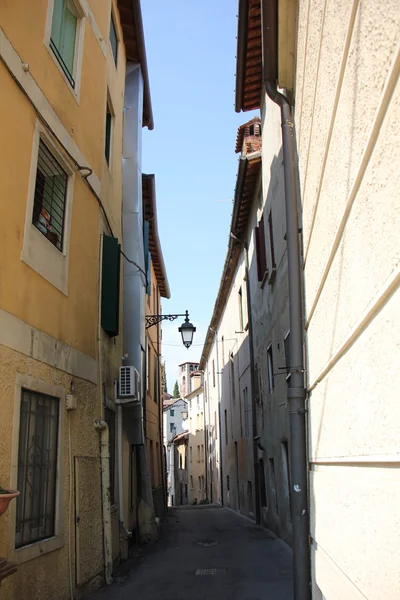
[101,235,120,337]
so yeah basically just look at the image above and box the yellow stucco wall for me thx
[145,261,163,493]
[295,0,400,597]
[0,0,128,596]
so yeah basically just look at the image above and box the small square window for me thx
[109,13,118,66]
[32,141,68,252]
[170,409,175,417]
[50,0,78,87]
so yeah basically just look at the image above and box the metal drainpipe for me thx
[94,420,113,585]
[261,0,310,598]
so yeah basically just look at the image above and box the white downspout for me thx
[94,420,113,585]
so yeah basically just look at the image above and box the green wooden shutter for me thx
[101,235,120,337]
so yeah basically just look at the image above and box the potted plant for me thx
[0,486,20,516]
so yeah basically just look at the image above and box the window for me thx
[269,458,279,514]
[284,331,291,387]
[259,459,267,508]
[149,440,154,484]
[50,0,79,87]
[201,445,204,461]
[16,390,59,548]
[190,475,193,489]
[198,476,201,491]
[268,211,276,278]
[238,287,244,330]
[281,441,290,502]
[247,481,253,513]
[146,342,150,392]
[255,215,267,281]
[170,409,175,417]
[109,12,118,66]
[170,423,175,433]
[32,140,68,251]
[105,408,116,505]
[230,354,236,404]
[190,446,192,463]
[153,356,158,402]
[105,103,112,165]
[224,409,228,444]
[226,475,230,491]
[212,360,215,387]
[243,387,250,437]
[179,454,183,469]
[267,344,274,393]
[197,445,200,461]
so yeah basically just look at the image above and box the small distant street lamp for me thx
[145,310,196,349]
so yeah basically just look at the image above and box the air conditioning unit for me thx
[118,366,140,402]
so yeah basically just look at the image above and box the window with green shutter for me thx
[50,0,78,87]
[101,235,121,337]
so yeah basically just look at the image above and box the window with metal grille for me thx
[32,141,68,251]
[50,0,78,87]
[16,389,59,549]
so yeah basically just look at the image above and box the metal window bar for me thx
[16,390,59,549]
[49,38,75,87]
[33,141,68,251]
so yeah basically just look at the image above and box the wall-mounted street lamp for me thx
[145,310,196,349]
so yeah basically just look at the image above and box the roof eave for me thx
[199,152,261,370]
[131,0,154,130]
[143,174,171,299]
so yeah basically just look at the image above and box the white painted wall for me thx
[295,0,400,597]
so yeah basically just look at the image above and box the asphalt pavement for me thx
[91,505,293,600]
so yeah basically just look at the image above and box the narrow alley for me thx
[93,506,293,600]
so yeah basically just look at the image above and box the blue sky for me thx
[141,0,258,392]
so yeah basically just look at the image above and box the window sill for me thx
[12,534,64,565]
[260,270,268,289]
[268,267,277,286]
[45,42,81,104]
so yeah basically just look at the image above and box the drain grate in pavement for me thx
[195,568,225,575]
[197,540,218,547]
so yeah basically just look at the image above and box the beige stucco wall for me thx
[0,346,102,600]
[295,0,400,597]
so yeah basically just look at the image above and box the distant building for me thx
[186,372,206,504]
[163,397,188,505]
[178,361,199,397]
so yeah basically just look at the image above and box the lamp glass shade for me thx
[179,320,196,349]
